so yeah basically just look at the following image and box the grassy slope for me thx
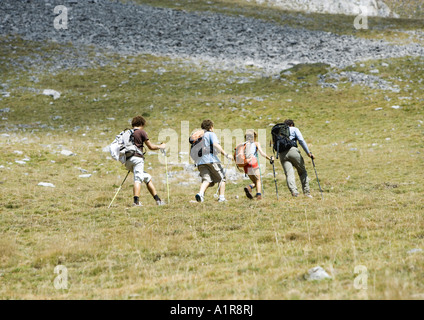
[0,12,424,300]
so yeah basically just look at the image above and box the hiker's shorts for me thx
[243,156,259,176]
[125,157,152,184]
[198,163,226,186]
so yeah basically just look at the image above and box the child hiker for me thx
[238,130,274,200]
[193,119,233,203]
[126,116,166,206]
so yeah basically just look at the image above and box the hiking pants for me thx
[279,147,310,195]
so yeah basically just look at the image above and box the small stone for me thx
[38,182,55,188]
[60,150,74,156]
[43,89,61,100]
[305,266,332,281]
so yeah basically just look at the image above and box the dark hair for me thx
[284,119,295,127]
[132,116,146,128]
[201,119,214,131]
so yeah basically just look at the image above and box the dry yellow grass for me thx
[0,33,423,300]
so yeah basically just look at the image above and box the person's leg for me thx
[280,152,299,196]
[145,176,164,205]
[199,180,210,195]
[126,158,143,205]
[212,163,226,201]
[146,180,156,197]
[251,169,261,194]
[243,165,255,199]
[249,171,262,200]
[219,181,226,196]
[288,148,310,195]
[196,165,211,202]
[133,182,142,199]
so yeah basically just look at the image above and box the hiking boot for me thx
[156,200,166,206]
[195,194,204,203]
[244,186,253,199]
[255,194,262,200]
[132,202,143,207]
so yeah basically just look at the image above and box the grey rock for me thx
[305,266,332,281]
[0,0,422,76]
[60,149,74,156]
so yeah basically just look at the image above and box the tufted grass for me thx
[0,15,423,300]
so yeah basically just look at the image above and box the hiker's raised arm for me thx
[213,142,233,160]
[294,128,311,155]
[145,140,166,151]
[255,142,271,160]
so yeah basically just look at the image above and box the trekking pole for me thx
[256,151,264,197]
[161,148,170,204]
[311,158,324,200]
[271,151,279,200]
[108,170,130,209]
[214,159,231,199]
[271,160,279,200]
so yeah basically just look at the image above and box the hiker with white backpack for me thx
[109,116,166,207]
[189,119,234,203]
[234,130,274,201]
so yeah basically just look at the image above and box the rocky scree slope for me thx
[0,0,423,75]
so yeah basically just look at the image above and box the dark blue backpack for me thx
[271,123,297,158]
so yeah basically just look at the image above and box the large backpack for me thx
[109,129,143,164]
[271,123,297,158]
[189,129,213,163]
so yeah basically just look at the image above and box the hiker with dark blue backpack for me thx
[271,119,315,198]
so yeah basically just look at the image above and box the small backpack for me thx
[271,123,297,158]
[234,142,258,168]
[234,143,249,168]
[109,129,143,164]
[189,129,213,163]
